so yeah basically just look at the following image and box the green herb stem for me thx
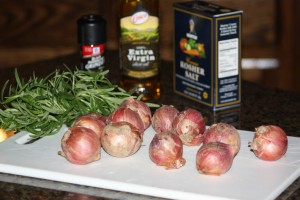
[0,68,135,139]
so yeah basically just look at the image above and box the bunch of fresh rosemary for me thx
[0,68,134,138]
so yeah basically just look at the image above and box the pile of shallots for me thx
[58,97,150,164]
[197,123,241,175]
[150,105,206,169]
[58,100,288,176]
[150,105,240,175]
[150,105,288,175]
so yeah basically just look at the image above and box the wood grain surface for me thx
[0,0,299,92]
[0,0,277,66]
[0,0,101,67]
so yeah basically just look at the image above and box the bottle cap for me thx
[77,14,106,45]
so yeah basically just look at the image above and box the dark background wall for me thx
[0,0,299,93]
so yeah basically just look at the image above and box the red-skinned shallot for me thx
[149,131,186,169]
[101,121,142,158]
[72,113,106,139]
[203,123,241,157]
[120,97,152,130]
[152,105,179,134]
[107,107,144,133]
[59,126,101,165]
[172,108,206,146]
[249,125,288,161]
[196,142,233,176]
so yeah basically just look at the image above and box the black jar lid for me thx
[77,14,106,45]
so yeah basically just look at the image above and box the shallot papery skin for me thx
[152,105,179,134]
[72,113,106,139]
[120,97,152,130]
[85,112,107,123]
[59,126,101,165]
[107,107,144,133]
[196,142,234,176]
[172,108,206,146]
[149,131,186,169]
[101,121,142,158]
[203,123,241,156]
[249,125,288,161]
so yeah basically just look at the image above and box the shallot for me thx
[101,121,142,158]
[72,113,106,139]
[249,125,288,161]
[152,105,179,134]
[107,107,144,134]
[149,131,186,169]
[196,142,234,176]
[172,108,206,146]
[59,126,101,165]
[120,97,152,130]
[203,123,241,156]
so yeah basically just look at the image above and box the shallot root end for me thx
[58,151,66,157]
[165,157,186,170]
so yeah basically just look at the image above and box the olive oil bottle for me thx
[119,0,160,101]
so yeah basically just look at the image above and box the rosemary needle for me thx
[0,68,134,139]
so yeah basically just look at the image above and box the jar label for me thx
[81,44,105,70]
[82,44,105,57]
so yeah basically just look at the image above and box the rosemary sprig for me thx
[0,68,134,138]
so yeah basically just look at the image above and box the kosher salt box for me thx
[173,1,243,110]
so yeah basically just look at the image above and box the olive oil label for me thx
[120,11,159,78]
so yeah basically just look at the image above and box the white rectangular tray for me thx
[0,126,299,200]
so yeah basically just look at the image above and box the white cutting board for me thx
[0,126,300,200]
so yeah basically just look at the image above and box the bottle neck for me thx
[121,0,158,17]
